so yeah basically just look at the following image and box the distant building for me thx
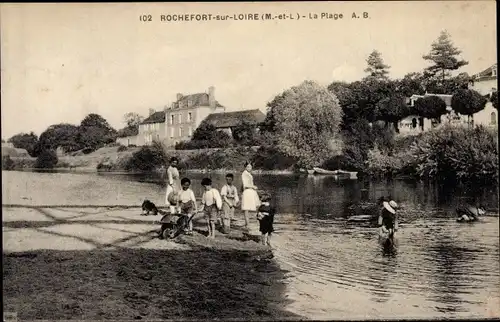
[164,86,226,147]
[398,93,453,135]
[469,63,497,129]
[137,108,166,146]
[202,109,266,136]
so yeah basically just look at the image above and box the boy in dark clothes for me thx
[256,191,276,247]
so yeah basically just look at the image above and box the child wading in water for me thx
[220,173,239,234]
[177,177,197,235]
[200,178,222,238]
[256,191,276,247]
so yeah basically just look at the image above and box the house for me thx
[398,93,453,135]
[137,108,166,146]
[202,109,266,136]
[468,63,497,129]
[164,86,226,147]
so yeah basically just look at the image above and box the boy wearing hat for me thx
[378,200,399,240]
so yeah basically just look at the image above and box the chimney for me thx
[149,108,155,116]
[176,93,183,101]
[208,86,215,108]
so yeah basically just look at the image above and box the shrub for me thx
[2,155,15,170]
[35,149,58,169]
[367,125,498,183]
[117,145,128,152]
[125,144,166,172]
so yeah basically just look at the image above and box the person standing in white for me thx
[166,157,181,214]
[241,161,261,230]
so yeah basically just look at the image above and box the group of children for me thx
[166,171,276,245]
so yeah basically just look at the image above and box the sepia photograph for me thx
[1,1,499,321]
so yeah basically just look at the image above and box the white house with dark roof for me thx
[164,86,226,147]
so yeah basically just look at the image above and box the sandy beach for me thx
[2,204,301,320]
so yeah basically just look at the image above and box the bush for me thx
[117,145,128,152]
[35,149,58,169]
[184,147,254,170]
[2,155,15,170]
[367,125,498,183]
[125,144,166,172]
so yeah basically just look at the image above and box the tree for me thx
[232,120,259,146]
[36,123,81,155]
[188,121,232,148]
[423,31,469,83]
[364,50,390,80]
[77,114,117,152]
[118,112,143,138]
[491,91,498,109]
[123,112,144,127]
[8,132,38,156]
[395,73,426,97]
[413,96,448,121]
[376,95,411,132]
[451,89,488,126]
[266,80,343,168]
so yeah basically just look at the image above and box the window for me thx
[171,115,175,125]
[178,114,182,124]
[170,127,174,138]
[188,126,193,137]
[412,118,417,129]
[188,112,193,122]
[179,127,183,137]
[491,112,497,125]
[492,68,497,77]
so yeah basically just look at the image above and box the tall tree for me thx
[451,89,488,127]
[77,114,117,152]
[266,80,343,168]
[36,123,81,155]
[395,73,426,97]
[364,50,390,80]
[422,31,469,83]
[8,132,39,156]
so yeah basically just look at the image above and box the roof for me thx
[203,109,266,128]
[141,111,166,124]
[171,93,224,110]
[410,93,452,106]
[473,63,497,81]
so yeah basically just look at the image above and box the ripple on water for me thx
[273,215,500,319]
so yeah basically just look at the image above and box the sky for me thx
[1,1,497,139]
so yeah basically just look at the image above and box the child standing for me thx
[200,178,222,239]
[378,200,399,246]
[220,173,240,234]
[256,191,276,247]
[177,177,197,234]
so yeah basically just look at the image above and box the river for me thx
[2,170,499,319]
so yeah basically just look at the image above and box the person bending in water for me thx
[456,204,486,222]
[378,200,399,242]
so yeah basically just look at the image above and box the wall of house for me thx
[472,79,497,96]
[398,115,433,136]
[116,135,140,147]
[137,122,165,146]
[472,102,498,128]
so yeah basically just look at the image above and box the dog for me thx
[141,199,159,216]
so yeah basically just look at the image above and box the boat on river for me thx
[311,167,358,179]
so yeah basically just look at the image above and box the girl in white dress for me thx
[166,157,181,213]
[241,161,260,229]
